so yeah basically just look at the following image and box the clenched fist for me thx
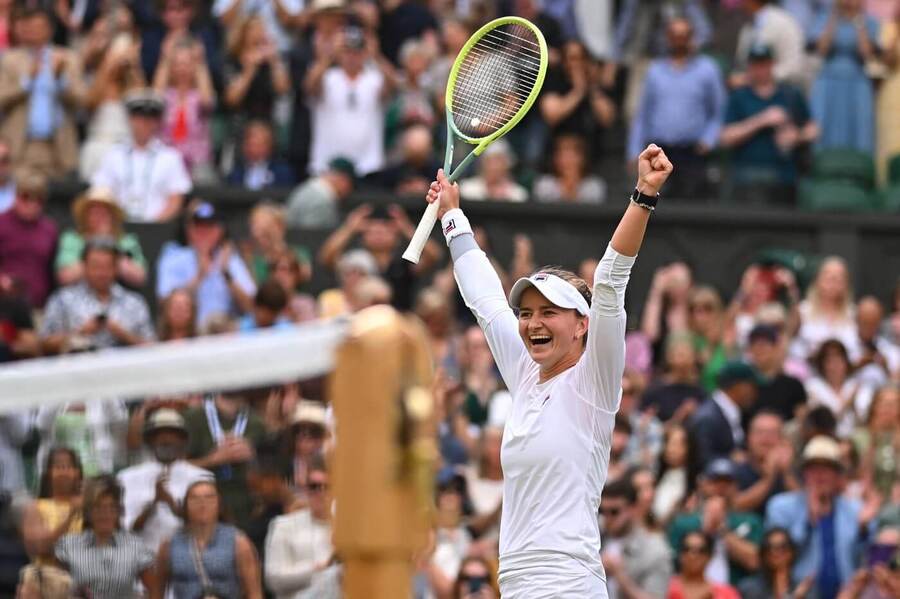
[636,144,674,196]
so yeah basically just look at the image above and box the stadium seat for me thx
[888,153,900,186]
[798,179,874,212]
[811,149,875,189]
[876,184,900,211]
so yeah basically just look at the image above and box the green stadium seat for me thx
[811,149,875,189]
[876,184,900,211]
[798,179,874,212]
[888,154,900,186]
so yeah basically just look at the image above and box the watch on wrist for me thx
[630,188,659,211]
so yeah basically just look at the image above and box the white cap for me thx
[509,272,590,316]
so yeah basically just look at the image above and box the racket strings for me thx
[451,23,543,138]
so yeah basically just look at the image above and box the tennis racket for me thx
[402,16,548,264]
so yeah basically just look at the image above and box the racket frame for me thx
[402,16,548,264]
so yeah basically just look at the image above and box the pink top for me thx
[161,89,211,172]
[667,577,741,599]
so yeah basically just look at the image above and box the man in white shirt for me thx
[264,456,340,599]
[117,408,213,552]
[304,25,398,176]
[91,89,191,222]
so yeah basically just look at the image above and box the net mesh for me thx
[450,22,544,139]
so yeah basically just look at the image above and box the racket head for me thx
[445,16,548,154]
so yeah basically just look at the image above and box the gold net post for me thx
[330,305,436,599]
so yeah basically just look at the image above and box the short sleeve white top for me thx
[309,66,385,176]
[91,139,192,222]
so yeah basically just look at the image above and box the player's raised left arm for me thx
[610,144,673,258]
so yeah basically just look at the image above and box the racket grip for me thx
[402,201,440,264]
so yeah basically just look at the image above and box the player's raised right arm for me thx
[427,171,530,389]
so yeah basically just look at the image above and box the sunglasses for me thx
[306,482,327,493]
[296,425,325,439]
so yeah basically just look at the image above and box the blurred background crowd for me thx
[0,0,899,598]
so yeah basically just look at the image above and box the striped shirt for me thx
[56,530,155,599]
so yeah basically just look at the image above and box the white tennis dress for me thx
[449,223,635,598]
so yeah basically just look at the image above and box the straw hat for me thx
[72,187,124,234]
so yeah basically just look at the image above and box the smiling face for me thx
[517,287,587,370]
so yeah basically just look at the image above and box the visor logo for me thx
[533,274,548,281]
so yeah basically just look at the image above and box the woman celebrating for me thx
[19,447,84,596]
[423,144,673,596]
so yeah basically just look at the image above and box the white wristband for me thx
[440,209,472,246]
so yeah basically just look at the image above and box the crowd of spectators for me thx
[0,0,899,598]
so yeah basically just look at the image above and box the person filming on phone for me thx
[156,200,256,329]
[40,237,155,354]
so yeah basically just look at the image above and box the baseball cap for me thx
[328,157,356,180]
[703,457,737,481]
[143,408,187,436]
[190,201,221,223]
[291,400,327,428]
[509,272,590,316]
[801,435,843,470]
[748,43,774,62]
[748,323,780,345]
[125,88,165,116]
[716,361,763,389]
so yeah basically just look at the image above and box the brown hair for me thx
[812,338,853,378]
[82,476,122,530]
[531,266,591,345]
[158,288,197,340]
[533,266,592,305]
[227,14,265,59]
[182,479,231,526]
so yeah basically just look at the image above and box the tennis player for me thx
[425,144,673,597]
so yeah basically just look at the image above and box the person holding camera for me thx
[54,187,148,289]
[40,237,154,355]
[305,23,399,177]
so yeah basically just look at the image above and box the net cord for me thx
[0,319,349,414]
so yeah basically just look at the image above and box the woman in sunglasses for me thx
[668,531,740,599]
[738,528,816,599]
[423,145,673,597]
[453,556,500,599]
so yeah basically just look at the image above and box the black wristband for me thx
[630,188,658,211]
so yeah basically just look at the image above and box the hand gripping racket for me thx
[402,16,548,263]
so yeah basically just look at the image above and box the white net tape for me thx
[0,319,349,413]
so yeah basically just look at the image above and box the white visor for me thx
[509,273,590,316]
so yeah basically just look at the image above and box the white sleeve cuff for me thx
[440,208,473,246]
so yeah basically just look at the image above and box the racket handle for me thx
[402,201,440,264]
